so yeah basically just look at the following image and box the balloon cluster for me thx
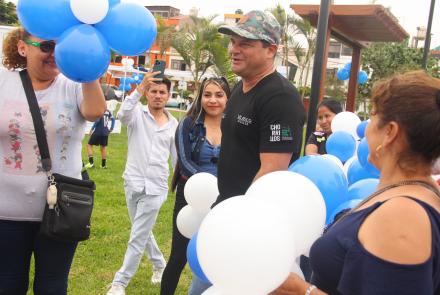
[186,171,326,294]
[337,62,368,84]
[293,113,380,225]
[177,173,218,284]
[17,0,157,82]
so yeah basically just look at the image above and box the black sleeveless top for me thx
[309,182,440,295]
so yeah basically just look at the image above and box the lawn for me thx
[68,114,191,294]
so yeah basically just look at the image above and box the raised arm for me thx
[80,80,106,121]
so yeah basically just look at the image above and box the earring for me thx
[375,144,383,158]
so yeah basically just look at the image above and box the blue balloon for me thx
[356,137,380,177]
[337,68,350,81]
[289,156,348,224]
[109,0,120,7]
[328,199,362,224]
[119,83,131,91]
[343,62,351,71]
[356,121,368,139]
[347,178,379,201]
[347,158,379,185]
[187,233,211,284]
[326,131,356,163]
[95,3,157,56]
[55,25,110,83]
[358,70,368,85]
[17,0,80,40]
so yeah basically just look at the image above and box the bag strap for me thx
[19,69,52,172]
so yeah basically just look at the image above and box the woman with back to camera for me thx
[271,71,440,295]
[305,99,342,155]
[0,28,105,294]
[160,77,230,295]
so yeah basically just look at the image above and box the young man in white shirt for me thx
[107,72,178,295]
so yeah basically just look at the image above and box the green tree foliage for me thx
[171,15,234,90]
[359,40,439,117]
[155,15,176,59]
[0,0,18,25]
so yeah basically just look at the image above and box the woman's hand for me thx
[269,273,323,295]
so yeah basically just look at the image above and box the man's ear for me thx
[268,44,278,59]
[17,39,26,57]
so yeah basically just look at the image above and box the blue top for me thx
[198,140,220,176]
[310,197,440,295]
[176,115,220,178]
[91,110,115,136]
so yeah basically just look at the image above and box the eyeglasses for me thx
[24,39,55,53]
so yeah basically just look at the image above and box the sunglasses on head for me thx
[25,39,55,53]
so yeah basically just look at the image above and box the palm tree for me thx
[291,17,316,99]
[267,4,295,79]
[172,15,232,89]
[155,15,176,59]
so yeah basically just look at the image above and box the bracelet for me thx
[305,284,317,295]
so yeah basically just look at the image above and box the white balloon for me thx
[70,0,109,24]
[197,196,296,295]
[176,205,207,239]
[321,154,343,170]
[246,171,326,256]
[184,173,219,213]
[331,111,361,139]
[121,58,128,66]
[127,58,134,66]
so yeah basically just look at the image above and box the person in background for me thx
[216,10,306,203]
[106,74,178,295]
[160,77,230,295]
[85,109,115,169]
[186,95,194,111]
[305,99,342,155]
[271,71,440,295]
[0,27,105,295]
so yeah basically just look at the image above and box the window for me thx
[138,55,146,66]
[341,45,353,56]
[328,41,341,59]
[171,60,186,71]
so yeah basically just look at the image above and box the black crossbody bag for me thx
[19,69,95,242]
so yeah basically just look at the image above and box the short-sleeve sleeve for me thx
[337,244,433,295]
[257,90,305,157]
[307,133,318,146]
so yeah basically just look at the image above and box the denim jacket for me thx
[175,115,211,178]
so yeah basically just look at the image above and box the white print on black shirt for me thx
[237,114,252,126]
[270,124,293,142]
[270,124,281,142]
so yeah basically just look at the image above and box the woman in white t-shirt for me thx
[0,27,106,294]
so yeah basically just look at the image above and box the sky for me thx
[8,0,440,48]
[127,0,440,49]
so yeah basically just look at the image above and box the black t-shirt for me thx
[306,132,328,155]
[217,71,305,201]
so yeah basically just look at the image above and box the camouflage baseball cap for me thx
[218,10,281,45]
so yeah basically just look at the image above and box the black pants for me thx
[160,178,189,295]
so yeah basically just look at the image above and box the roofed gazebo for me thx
[291,4,409,112]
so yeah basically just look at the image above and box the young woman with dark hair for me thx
[161,77,230,295]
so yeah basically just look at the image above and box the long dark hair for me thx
[171,76,231,191]
[186,77,231,124]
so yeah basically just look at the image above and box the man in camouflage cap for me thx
[216,10,306,207]
[218,10,281,45]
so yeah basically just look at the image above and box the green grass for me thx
[28,122,192,294]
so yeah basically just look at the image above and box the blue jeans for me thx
[188,275,211,295]
[0,220,77,295]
